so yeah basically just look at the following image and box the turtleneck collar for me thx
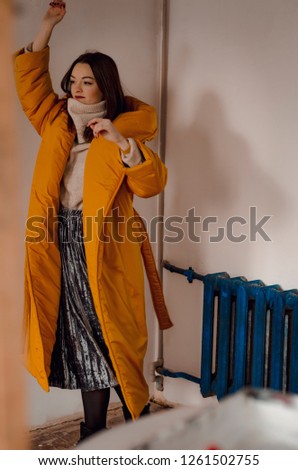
[67,98,106,144]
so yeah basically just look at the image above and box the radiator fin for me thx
[200,273,298,399]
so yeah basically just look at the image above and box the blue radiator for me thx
[159,262,298,400]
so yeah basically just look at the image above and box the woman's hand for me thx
[31,1,66,51]
[43,2,66,28]
[87,118,130,152]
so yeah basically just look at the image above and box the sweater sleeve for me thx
[14,47,61,136]
[124,140,167,198]
[120,138,143,167]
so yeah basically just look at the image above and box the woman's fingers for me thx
[87,119,123,142]
[87,119,110,136]
[87,118,106,127]
[49,2,65,8]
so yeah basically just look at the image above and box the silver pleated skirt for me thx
[49,207,118,391]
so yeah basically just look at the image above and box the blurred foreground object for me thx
[79,388,298,450]
[0,0,26,450]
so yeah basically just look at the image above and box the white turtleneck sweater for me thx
[60,98,143,210]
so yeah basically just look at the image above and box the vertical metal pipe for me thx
[155,0,169,391]
[157,0,169,168]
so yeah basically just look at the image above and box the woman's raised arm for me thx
[14,2,67,135]
[32,1,66,51]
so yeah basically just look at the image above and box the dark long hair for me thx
[61,51,127,142]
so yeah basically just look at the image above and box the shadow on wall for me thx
[164,89,287,273]
[168,89,286,212]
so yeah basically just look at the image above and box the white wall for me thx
[14,0,162,427]
[162,0,298,405]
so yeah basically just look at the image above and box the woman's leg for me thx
[81,388,110,431]
[114,385,132,421]
[114,385,151,421]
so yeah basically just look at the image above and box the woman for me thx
[14,1,172,442]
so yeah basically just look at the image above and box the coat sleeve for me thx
[124,142,167,198]
[114,96,158,143]
[114,96,167,197]
[14,47,61,136]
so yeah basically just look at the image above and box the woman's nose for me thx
[74,82,82,92]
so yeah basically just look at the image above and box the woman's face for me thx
[70,63,104,104]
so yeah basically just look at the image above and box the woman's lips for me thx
[75,96,84,99]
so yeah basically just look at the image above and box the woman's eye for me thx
[84,82,93,86]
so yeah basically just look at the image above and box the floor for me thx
[29,401,169,450]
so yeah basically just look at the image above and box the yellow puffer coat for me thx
[14,47,172,419]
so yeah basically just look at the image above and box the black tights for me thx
[81,385,132,431]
